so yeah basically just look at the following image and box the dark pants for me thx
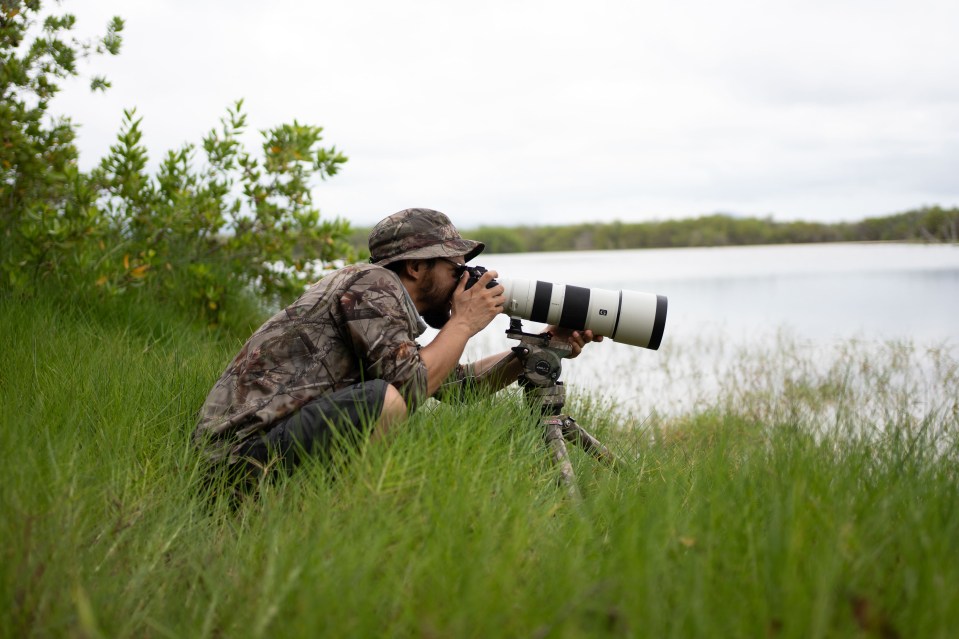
[235,379,390,476]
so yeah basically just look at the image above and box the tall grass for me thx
[2,291,958,638]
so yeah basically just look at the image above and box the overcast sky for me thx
[55,0,959,228]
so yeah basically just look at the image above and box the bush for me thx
[1,1,354,327]
[86,103,352,325]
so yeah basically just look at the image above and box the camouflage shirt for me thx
[193,263,476,463]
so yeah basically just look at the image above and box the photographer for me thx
[193,208,601,483]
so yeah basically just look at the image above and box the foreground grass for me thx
[2,292,958,638]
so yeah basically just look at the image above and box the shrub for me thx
[1,1,354,327]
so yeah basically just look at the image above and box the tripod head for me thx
[504,318,574,414]
[505,318,573,385]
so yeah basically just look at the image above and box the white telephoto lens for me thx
[499,278,667,350]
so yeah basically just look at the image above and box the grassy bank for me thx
[2,292,957,638]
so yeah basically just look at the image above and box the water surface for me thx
[429,243,959,419]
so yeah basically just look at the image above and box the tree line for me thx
[352,207,959,255]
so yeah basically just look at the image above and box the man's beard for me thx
[422,307,451,329]
[421,270,456,329]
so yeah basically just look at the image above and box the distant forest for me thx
[351,206,959,255]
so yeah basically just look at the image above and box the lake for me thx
[424,242,959,420]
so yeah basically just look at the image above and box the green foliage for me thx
[346,224,372,261]
[1,1,352,327]
[464,208,959,254]
[472,224,528,253]
[1,1,122,273]
[85,102,352,325]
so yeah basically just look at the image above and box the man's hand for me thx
[421,268,504,397]
[545,326,604,358]
[449,269,505,337]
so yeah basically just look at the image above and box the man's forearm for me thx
[469,351,524,393]
[421,342,522,400]
[419,321,473,397]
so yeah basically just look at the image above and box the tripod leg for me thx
[559,416,618,468]
[543,417,580,499]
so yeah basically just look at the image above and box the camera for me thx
[464,265,499,290]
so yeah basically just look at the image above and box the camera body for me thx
[464,265,499,290]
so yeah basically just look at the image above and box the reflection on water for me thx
[429,243,959,420]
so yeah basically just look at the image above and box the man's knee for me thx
[371,384,408,443]
[381,384,408,422]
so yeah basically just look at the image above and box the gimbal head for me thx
[505,318,572,390]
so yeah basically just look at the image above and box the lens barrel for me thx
[499,278,667,350]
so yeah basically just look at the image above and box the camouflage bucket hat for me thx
[368,208,484,266]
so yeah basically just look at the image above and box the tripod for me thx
[496,319,618,498]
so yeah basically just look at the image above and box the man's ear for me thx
[404,260,425,280]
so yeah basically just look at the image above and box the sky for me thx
[53,0,959,229]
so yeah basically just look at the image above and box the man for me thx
[193,208,600,481]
